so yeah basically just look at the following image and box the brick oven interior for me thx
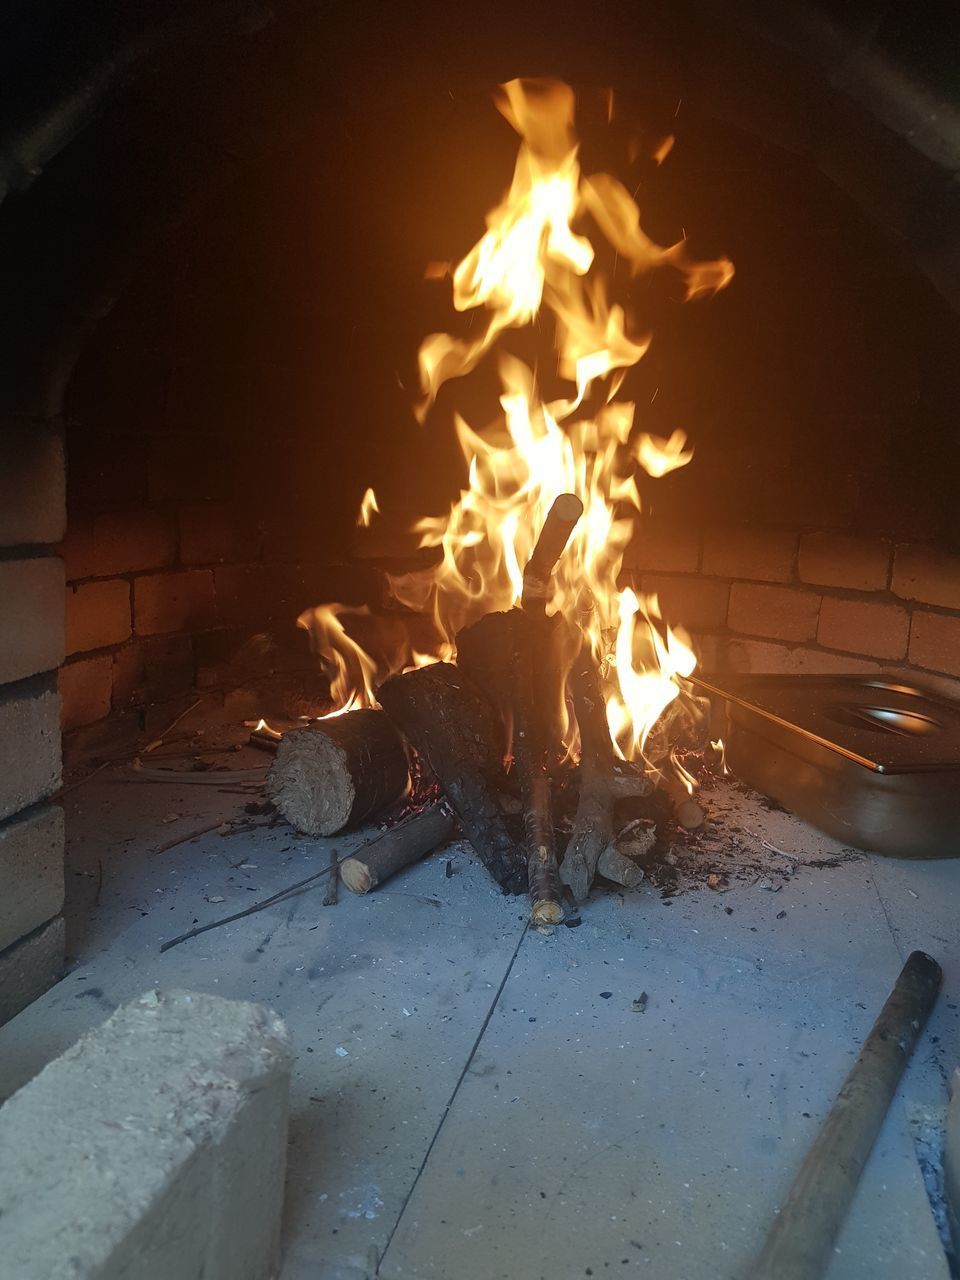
[1,3,959,1277]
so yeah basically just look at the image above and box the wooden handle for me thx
[748,950,941,1280]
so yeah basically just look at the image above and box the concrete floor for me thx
[0,737,957,1279]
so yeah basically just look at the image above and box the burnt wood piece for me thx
[377,663,526,894]
[340,804,457,894]
[512,614,563,926]
[560,640,653,903]
[658,770,706,830]
[522,492,584,613]
[322,845,339,906]
[265,709,409,837]
[456,609,577,759]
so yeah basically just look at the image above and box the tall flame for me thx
[302,78,732,758]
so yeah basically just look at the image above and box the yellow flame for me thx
[312,78,733,767]
[635,429,694,478]
[357,487,380,527]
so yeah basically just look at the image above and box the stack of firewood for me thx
[264,495,702,925]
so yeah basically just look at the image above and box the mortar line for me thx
[868,863,906,964]
[375,918,531,1275]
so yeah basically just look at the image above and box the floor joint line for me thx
[375,919,530,1275]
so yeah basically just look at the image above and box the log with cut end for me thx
[265,709,409,837]
[658,770,706,830]
[377,662,526,894]
[340,804,457,894]
[522,492,584,612]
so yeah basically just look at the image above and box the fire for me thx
[302,78,732,768]
[356,487,379,527]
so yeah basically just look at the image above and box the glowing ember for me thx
[300,78,733,769]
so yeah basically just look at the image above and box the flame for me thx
[311,78,732,767]
[356,487,380,527]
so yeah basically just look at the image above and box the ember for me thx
[283,78,735,922]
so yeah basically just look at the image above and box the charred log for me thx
[377,662,526,894]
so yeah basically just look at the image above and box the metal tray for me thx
[693,675,960,858]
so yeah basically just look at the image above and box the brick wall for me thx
[624,521,960,691]
[57,476,372,759]
[0,422,67,1023]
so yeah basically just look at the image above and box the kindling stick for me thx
[521,492,584,613]
[748,949,942,1280]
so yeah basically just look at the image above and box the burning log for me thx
[457,494,584,924]
[561,640,653,904]
[265,709,409,837]
[340,803,457,894]
[377,662,526,894]
[512,614,563,926]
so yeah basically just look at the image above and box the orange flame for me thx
[356,487,380,527]
[309,78,732,765]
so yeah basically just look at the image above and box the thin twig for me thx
[142,698,203,753]
[160,865,334,953]
[57,759,113,799]
[322,846,339,906]
[745,829,801,863]
[151,821,227,857]
[129,760,268,785]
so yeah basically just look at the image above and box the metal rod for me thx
[748,949,942,1280]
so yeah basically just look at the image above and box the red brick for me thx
[892,544,960,610]
[727,583,820,642]
[134,570,216,636]
[65,580,131,656]
[0,423,65,546]
[701,527,798,583]
[909,611,960,678]
[60,656,112,730]
[179,503,248,565]
[0,558,64,684]
[640,575,729,631]
[817,596,909,659]
[715,637,880,677]
[112,636,195,707]
[624,522,700,574]
[60,509,177,581]
[213,564,353,628]
[798,532,891,591]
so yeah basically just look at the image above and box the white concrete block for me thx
[0,989,292,1280]
[0,914,64,1025]
[0,804,64,953]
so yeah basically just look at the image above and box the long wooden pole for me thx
[748,949,941,1280]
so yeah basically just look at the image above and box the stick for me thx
[160,865,335,953]
[322,846,339,905]
[522,492,584,612]
[512,616,563,925]
[129,761,269,784]
[560,638,653,903]
[266,709,409,837]
[748,950,942,1280]
[658,770,705,830]
[340,804,456,893]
